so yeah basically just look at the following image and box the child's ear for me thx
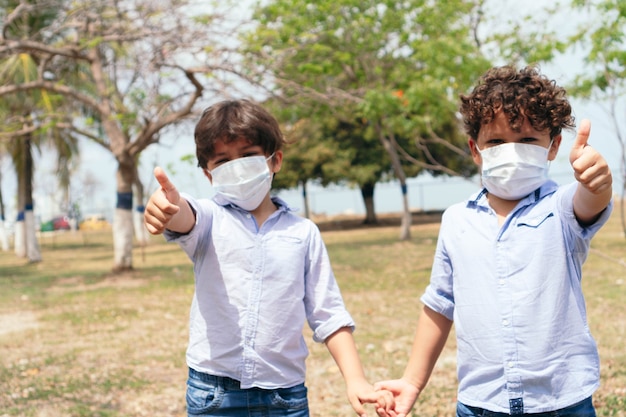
[202,168,212,182]
[469,138,482,165]
[548,135,562,161]
[270,150,283,174]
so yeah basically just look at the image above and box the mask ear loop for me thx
[266,153,277,179]
[471,140,485,160]
[547,139,555,168]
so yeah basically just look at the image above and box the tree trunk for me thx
[301,180,311,219]
[375,123,411,240]
[24,137,41,262]
[25,209,41,262]
[14,136,42,261]
[399,183,411,240]
[133,176,149,245]
[0,171,9,251]
[360,182,377,224]
[14,211,25,258]
[0,220,9,251]
[112,156,136,272]
[620,179,626,237]
[15,140,27,258]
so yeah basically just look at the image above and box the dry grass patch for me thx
[0,211,624,417]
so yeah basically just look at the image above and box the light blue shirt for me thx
[421,181,613,413]
[164,195,354,390]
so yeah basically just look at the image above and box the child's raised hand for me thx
[144,167,182,234]
[569,119,612,195]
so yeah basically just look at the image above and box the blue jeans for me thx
[456,397,596,417]
[186,368,309,417]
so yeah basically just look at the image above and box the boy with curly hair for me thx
[375,65,613,417]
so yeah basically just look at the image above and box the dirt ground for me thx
[0,212,448,417]
[1,210,624,417]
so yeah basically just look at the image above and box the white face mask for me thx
[209,154,273,211]
[477,142,551,200]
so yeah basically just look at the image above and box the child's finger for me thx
[154,166,176,191]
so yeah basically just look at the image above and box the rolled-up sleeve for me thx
[421,227,455,321]
[303,224,355,343]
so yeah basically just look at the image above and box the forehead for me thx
[477,111,549,142]
[212,137,260,156]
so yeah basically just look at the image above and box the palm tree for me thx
[1,0,243,272]
[0,157,10,251]
[0,1,74,261]
[0,53,43,261]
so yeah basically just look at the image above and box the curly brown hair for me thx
[194,99,286,169]
[459,65,575,139]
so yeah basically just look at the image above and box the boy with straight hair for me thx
[375,65,613,417]
[144,99,392,417]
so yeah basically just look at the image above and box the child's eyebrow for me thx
[210,151,228,159]
[210,144,263,159]
[486,135,540,140]
[241,145,262,151]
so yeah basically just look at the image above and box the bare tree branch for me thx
[0,39,86,60]
[423,119,471,158]
[0,80,102,113]
[1,2,34,41]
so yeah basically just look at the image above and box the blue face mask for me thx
[209,154,274,210]
[477,142,551,200]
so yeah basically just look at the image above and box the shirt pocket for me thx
[212,231,255,276]
[517,211,554,229]
[503,211,556,276]
[265,234,306,284]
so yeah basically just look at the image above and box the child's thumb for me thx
[570,119,591,163]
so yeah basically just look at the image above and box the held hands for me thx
[346,378,395,417]
[373,378,420,417]
[144,167,182,235]
[569,119,612,195]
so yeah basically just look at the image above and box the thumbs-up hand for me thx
[144,167,182,235]
[569,119,612,195]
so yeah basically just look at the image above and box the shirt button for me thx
[502,319,509,326]
[507,362,515,368]
[499,279,505,285]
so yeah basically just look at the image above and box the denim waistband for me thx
[458,396,594,417]
[188,368,242,390]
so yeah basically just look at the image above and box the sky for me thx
[0,0,624,223]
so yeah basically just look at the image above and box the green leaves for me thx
[244,0,487,195]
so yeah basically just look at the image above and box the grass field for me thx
[0,211,624,417]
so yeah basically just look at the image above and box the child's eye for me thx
[520,137,538,143]
[213,159,229,166]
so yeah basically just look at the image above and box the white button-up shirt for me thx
[165,195,354,389]
[422,181,613,413]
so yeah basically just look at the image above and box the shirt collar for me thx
[270,196,298,213]
[466,180,559,210]
[213,194,297,214]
